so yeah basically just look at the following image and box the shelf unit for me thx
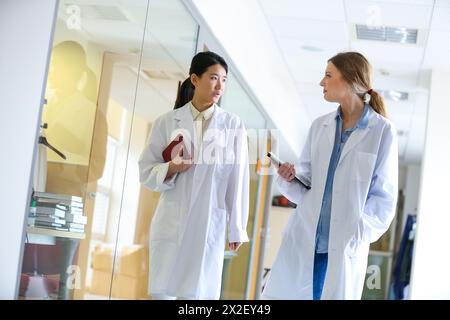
[27,226,85,240]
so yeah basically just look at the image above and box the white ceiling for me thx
[259,0,450,165]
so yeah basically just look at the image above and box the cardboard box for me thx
[118,245,147,277]
[89,243,149,299]
[91,244,114,272]
[89,269,113,297]
[111,273,147,300]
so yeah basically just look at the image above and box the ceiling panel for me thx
[259,0,346,21]
[344,0,434,29]
[351,40,424,77]
[269,17,349,43]
[284,56,326,84]
[372,73,422,92]
[429,3,450,30]
[436,0,450,8]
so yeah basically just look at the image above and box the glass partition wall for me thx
[219,72,267,299]
[19,0,271,300]
[109,0,200,300]
[20,0,199,300]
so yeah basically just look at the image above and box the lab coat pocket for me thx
[207,207,227,248]
[353,151,377,182]
[150,200,180,242]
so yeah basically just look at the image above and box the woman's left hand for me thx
[229,242,242,251]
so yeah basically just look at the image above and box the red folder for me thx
[162,134,184,162]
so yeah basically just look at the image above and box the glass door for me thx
[19,0,149,300]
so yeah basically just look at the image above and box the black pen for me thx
[267,152,311,190]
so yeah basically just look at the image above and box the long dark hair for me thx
[329,51,387,118]
[174,51,228,109]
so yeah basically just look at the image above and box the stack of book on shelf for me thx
[28,191,87,234]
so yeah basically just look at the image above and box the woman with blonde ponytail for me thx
[263,52,398,300]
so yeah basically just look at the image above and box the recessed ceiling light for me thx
[300,45,323,52]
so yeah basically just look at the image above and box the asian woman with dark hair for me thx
[139,51,250,300]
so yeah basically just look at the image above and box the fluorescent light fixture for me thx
[65,4,129,21]
[300,45,323,52]
[377,89,409,101]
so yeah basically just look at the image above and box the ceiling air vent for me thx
[356,24,418,44]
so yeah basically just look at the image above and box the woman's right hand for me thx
[278,163,296,182]
[166,145,193,180]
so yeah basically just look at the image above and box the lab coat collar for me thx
[190,102,216,121]
[323,105,376,140]
[173,102,194,122]
[174,101,222,121]
[174,102,226,143]
[173,103,195,156]
[322,105,377,166]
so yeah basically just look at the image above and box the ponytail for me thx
[368,90,388,118]
[174,77,194,109]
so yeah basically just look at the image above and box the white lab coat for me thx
[262,106,398,300]
[139,102,250,299]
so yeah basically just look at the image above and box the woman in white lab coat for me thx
[139,51,250,300]
[262,52,398,300]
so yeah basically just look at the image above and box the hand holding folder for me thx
[163,135,193,178]
[162,134,185,162]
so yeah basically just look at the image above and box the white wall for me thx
[187,0,311,159]
[402,165,421,230]
[264,206,294,269]
[410,70,450,299]
[0,0,58,299]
